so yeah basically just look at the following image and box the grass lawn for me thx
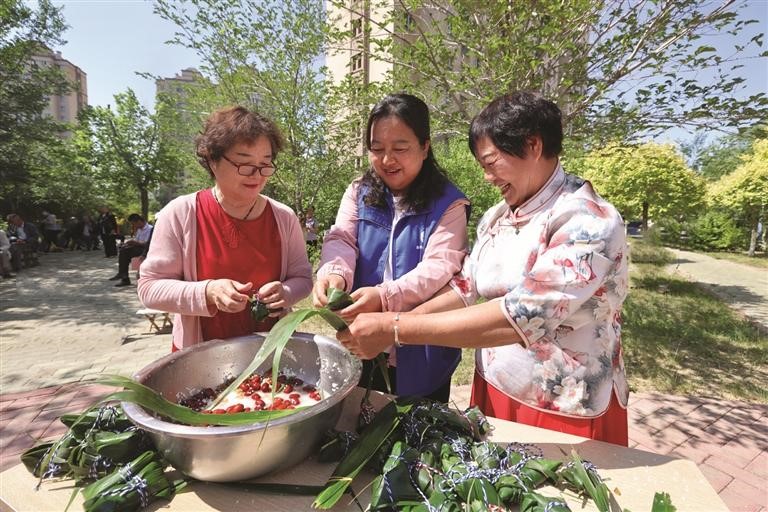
[622,262,767,402]
[700,250,768,269]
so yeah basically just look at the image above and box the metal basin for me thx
[122,332,361,482]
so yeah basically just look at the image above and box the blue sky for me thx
[53,0,202,110]
[53,0,766,144]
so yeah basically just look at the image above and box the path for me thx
[666,248,768,332]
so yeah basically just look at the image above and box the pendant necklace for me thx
[213,187,259,220]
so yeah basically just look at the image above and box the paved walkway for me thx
[0,250,766,510]
[667,248,768,332]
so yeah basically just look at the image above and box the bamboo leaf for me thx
[651,491,676,512]
[313,400,414,509]
[91,375,296,426]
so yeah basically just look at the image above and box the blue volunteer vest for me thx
[353,181,469,397]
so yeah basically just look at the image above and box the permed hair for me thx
[195,106,285,178]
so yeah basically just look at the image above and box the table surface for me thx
[0,388,727,512]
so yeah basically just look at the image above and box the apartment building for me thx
[30,48,88,126]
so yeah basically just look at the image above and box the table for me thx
[0,388,727,511]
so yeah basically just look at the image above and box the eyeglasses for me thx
[221,154,277,177]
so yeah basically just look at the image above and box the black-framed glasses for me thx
[221,154,277,177]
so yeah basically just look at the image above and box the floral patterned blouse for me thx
[450,164,629,418]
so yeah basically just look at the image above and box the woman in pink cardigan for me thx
[138,107,312,350]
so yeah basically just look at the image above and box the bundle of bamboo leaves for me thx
[313,398,676,512]
[21,404,186,512]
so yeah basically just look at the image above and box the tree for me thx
[0,0,69,215]
[330,0,767,143]
[708,139,768,256]
[433,137,499,238]
[571,143,706,230]
[686,124,767,181]
[154,0,358,218]
[87,89,184,219]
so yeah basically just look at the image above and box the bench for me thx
[136,308,173,333]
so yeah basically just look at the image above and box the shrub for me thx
[628,239,674,265]
[689,211,747,251]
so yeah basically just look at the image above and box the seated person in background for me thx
[110,214,153,287]
[6,214,40,267]
[0,230,15,278]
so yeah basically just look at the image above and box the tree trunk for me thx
[140,187,149,220]
[642,201,649,232]
[748,224,758,257]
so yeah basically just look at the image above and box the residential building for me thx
[30,48,88,126]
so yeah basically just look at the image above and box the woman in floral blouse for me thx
[338,91,630,445]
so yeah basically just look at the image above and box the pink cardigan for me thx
[138,191,313,349]
[317,180,469,312]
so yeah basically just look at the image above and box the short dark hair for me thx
[195,106,285,178]
[361,93,448,211]
[469,91,563,159]
[127,213,144,222]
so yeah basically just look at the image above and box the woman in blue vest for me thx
[313,93,470,402]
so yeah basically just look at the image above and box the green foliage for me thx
[574,143,705,227]
[332,0,768,143]
[628,239,674,266]
[681,124,767,181]
[86,89,185,218]
[0,0,69,215]
[154,0,357,217]
[688,211,748,251]
[433,137,500,239]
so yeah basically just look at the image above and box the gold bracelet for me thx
[393,313,402,348]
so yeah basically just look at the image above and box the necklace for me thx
[213,187,259,220]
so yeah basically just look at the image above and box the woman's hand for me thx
[337,312,396,359]
[312,274,346,307]
[336,286,382,322]
[257,281,287,317]
[206,279,253,313]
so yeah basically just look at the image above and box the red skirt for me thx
[470,372,628,446]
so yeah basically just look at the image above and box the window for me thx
[351,17,363,38]
[351,52,363,72]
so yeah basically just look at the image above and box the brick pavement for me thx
[0,250,766,510]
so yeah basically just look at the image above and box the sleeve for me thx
[137,203,213,317]
[280,209,314,307]
[316,182,360,292]
[501,198,625,347]
[377,198,469,311]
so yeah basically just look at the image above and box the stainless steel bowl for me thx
[122,332,361,482]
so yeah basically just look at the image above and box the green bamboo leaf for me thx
[326,287,354,311]
[313,400,414,509]
[558,450,610,512]
[651,491,676,511]
[91,375,296,426]
[209,304,347,411]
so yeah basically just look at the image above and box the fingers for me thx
[312,278,331,308]
[206,279,252,313]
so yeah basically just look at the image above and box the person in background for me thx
[6,214,40,263]
[338,91,630,445]
[110,214,153,287]
[0,229,15,278]
[97,206,118,258]
[40,210,63,252]
[138,106,312,351]
[313,93,470,403]
[303,205,319,249]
